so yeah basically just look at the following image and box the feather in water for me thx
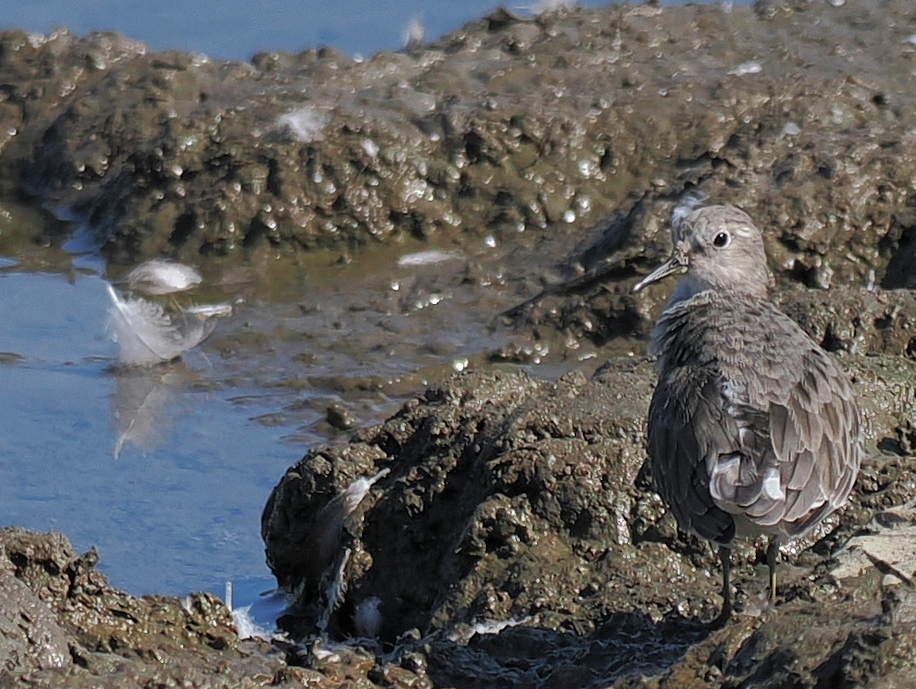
[120,259,203,295]
[106,285,231,366]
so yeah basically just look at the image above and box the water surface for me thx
[0,0,611,60]
[0,0,713,602]
[0,260,300,596]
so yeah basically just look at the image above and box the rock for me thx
[832,517,916,587]
[0,569,72,674]
[0,527,342,688]
[0,0,913,281]
[262,353,916,686]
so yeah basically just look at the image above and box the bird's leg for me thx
[713,544,732,626]
[766,538,779,605]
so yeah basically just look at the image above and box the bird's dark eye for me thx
[713,232,730,248]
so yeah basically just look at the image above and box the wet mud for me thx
[3,0,916,687]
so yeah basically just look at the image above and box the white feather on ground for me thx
[120,259,203,295]
[106,285,231,366]
[224,584,289,641]
[318,548,351,634]
[231,606,273,640]
[311,468,391,633]
[396,249,461,267]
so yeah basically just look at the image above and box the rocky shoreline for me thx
[3,1,916,687]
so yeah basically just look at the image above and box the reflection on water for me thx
[0,227,525,601]
[0,266,296,599]
[112,365,188,459]
[0,0,653,612]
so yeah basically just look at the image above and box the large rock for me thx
[0,527,295,688]
[1,0,916,285]
[262,354,916,686]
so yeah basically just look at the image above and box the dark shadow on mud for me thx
[421,611,710,689]
[498,195,650,326]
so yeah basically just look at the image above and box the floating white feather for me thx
[106,285,231,366]
[396,250,461,267]
[121,259,203,295]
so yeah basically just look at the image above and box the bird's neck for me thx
[665,274,713,308]
[665,274,770,310]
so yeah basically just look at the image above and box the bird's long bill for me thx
[631,255,685,293]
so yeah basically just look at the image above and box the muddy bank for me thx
[5,351,915,688]
[0,0,914,284]
[0,527,289,688]
[259,353,916,687]
[11,360,901,687]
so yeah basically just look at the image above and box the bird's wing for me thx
[761,348,861,536]
[647,365,737,544]
[647,302,861,543]
[647,352,851,543]
[698,344,861,538]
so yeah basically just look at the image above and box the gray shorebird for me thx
[632,204,862,622]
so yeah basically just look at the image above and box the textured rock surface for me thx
[0,527,293,688]
[261,357,916,687]
[0,0,914,283]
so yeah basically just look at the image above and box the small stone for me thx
[326,403,355,430]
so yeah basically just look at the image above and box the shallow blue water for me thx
[0,266,298,597]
